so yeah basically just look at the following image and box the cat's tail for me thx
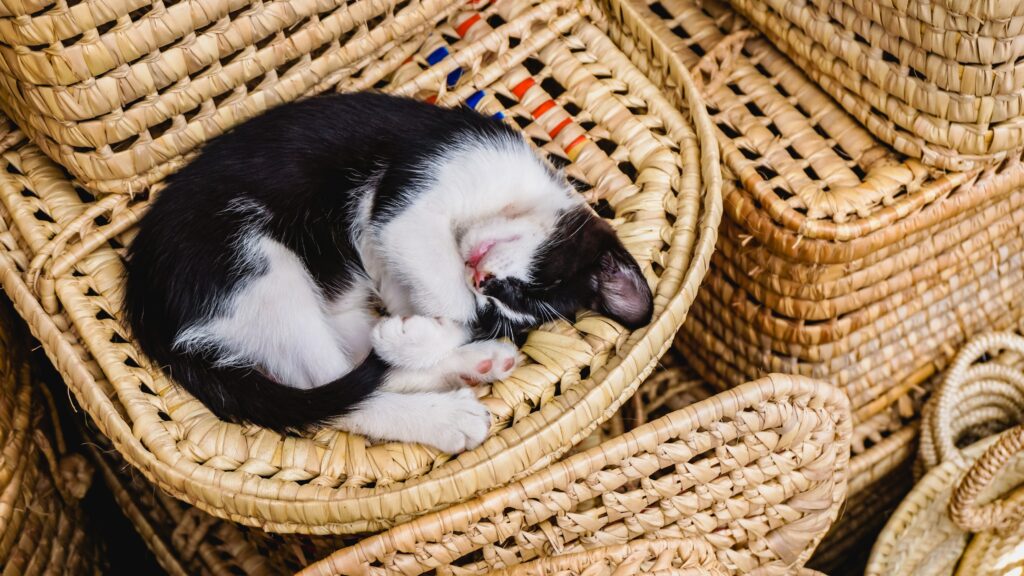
[163,352,388,433]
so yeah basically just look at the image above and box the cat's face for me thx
[461,204,654,336]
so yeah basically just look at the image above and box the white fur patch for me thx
[175,236,352,389]
[361,135,581,324]
[330,388,491,453]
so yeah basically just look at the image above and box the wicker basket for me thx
[0,296,102,573]
[596,0,1024,494]
[867,331,1024,575]
[302,374,851,575]
[484,540,729,576]
[0,0,461,193]
[806,454,914,575]
[721,0,1024,170]
[80,426,291,576]
[0,0,721,535]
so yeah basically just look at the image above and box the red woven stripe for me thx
[565,135,587,156]
[511,78,534,100]
[532,100,556,119]
[549,117,572,138]
[455,13,481,37]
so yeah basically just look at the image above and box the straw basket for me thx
[81,427,291,576]
[867,331,1024,575]
[0,0,721,535]
[720,0,1024,170]
[302,374,851,575]
[806,455,914,574]
[0,295,102,573]
[596,0,1024,494]
[484,540,729,576]
[0,0,463,193]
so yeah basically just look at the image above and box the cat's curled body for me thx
[125,93,653,453]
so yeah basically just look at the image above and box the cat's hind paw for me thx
[424,388,492,453]
[451,340,519,386]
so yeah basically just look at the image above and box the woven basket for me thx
[302,374,851,576]
[867,331,1024,575]
[0,0,721,535]
[722,0,1024,170]
[596,0,1024,493]
[81,426,291,575]
[484,540,728,576]
[806,455,914,575]
[0,296,102,573]
[0,0,461,193]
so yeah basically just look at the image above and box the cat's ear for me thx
[593,246,653,329]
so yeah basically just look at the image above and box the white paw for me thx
[423,388,492,453]
[449,340,519,385]
[371,315,467,369]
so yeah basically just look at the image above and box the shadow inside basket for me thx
[0,0,719,534]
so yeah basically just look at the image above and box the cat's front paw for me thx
[426,388,491,453]
[451,340,519,386]
[372,315,467,369]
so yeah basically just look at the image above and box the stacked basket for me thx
[596,0,1024,569]
[0,0,462,193]
[0,0,723,546]
[302,372,851,575]
[0,286,102,572]
[867,332,1024,575]
[722,0,1024,171]
[602,0,1024,491]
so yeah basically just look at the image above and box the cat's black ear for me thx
[593,246,653,329]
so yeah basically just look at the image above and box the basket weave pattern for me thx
[0,295,102,573]
[303,374,851,576]
[0,0,461,193]
[0,0,721,535]
[723,0,1024,170]
[484,539,728,576]
[867,332,1024,576]
[598,0,1024,492]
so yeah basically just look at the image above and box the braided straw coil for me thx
[596,0,1024,491]
[867,331,1024,576]
[301,374,851,576]
[0,0,462,193]
[723,0,1024,170]
[0,0,721,535]
[0,295,103,573]
[484,539,728,576]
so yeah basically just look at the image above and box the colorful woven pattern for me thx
[0,0,720,535]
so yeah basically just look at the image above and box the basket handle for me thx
[950,426,1024,534]
[925,332,1024,470]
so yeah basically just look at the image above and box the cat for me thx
[124,92,653,453]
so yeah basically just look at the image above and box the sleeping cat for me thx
[124,92,653,453]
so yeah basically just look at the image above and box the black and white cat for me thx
[124,92,653,453]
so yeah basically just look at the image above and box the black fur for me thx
[125,92,652,433]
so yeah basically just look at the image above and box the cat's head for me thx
[460,202,654,336]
